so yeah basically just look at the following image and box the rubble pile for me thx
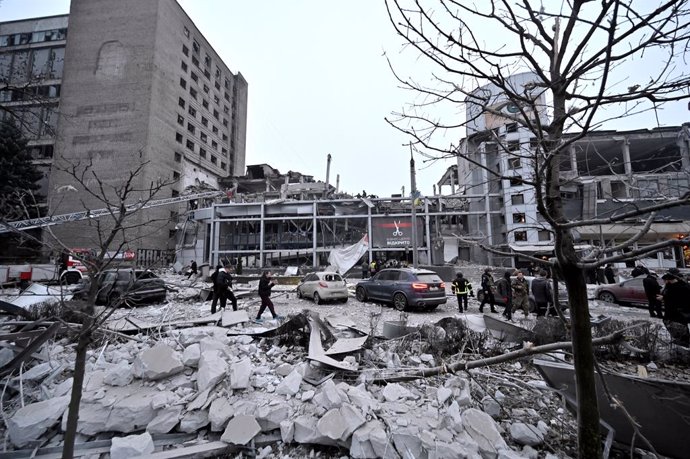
[0,309,584,458]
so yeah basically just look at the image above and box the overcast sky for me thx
[2,1,688,197]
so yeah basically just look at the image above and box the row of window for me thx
[181,37,232,91]
[180,61,234,120]
[174,132,227,171]
[0,47,65,84]
[176,99,230,153]
[0,28,67,47]
[514,230,552,242]
[0,84,61,102]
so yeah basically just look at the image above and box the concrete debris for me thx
[257,404,290,431]
[462,408,508,457]
[110,432,155,459]
[220,414,261,445]
[146,406,182,434]
[313,379,346,409]
[182,343,201,367]
[229,358,253,389]
[510,422,544,446]
[280,419,295,443]
[132,344,184,381]
[276,368,303,395]
[197,349,228,391]
[8,395,70,447]
[482,396,502,419]
[179,409,210,433]
[382,382,413,402]
[293,414,338,446]
[209,397,235,431]
[104,360,133,386]
[437,387,453,405]
[392,428,424,459]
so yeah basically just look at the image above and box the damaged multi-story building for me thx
[445,72,690,269]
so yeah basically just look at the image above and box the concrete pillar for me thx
[621,137,632,198]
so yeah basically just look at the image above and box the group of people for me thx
[452,267,556,320]
[209,264,281,322]
[642,268,690,346]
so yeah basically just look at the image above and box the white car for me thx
[296,271,349,304]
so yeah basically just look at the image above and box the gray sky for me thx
[3,1,688,197]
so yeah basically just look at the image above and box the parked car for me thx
[355,268,447,311]
[595,276,662,306]
[76,268,167,306]
[296,271,349,304]
[476,276,569,312]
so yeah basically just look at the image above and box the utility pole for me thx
[410,147,418,268]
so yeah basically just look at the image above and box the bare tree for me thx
[5,156,179,459]
[385,1,690,456]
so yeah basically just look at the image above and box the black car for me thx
[355,268,447,311]
[77,268,167,306]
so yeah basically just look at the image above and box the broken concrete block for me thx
[176,326,227,345]
[368,422,398,459]
[209,398,235,431]
[313,379,346,410]
[437,387,453,405]
[52,377,73,397]
[197,349,228,392]
[392,428,423,459]
[132,345,184,381]
[220,414,261,445]
[509,422,544,446]
[482,396,502,419]
[0,348,14,367]
[350,422,377,458]
[276,369,302,396]
[293,415,338,446]
[347,385,379,413]
[179,410,209,433]
[199,337,228,355]
[317,408,347,441]
[110,432,155,459]
[382,383,412,402]
[462,408,508,457]
[8,396,69,447]
[280,419,295,443]
[428,441,475,459]
[339,404,366,439]
[257,405,289,431]
[150,391,176,410]
[275,363,293,376]
[182,343,200,367]
[229,358,252,389]
[147,406,181,434]
[104,361,133,387]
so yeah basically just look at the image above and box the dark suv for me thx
[355,268,447,311]
[77,268,167,306]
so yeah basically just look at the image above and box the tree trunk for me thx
[61,319,91,459]
[561,261,601,458]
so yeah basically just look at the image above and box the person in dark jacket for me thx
[256,270,280,321]
[361,259,369,279]
[479,268,498,313]
[631,264,650,278]
[210,264,222,313]
[659,272,690,346]
[604,264,616,284]
[643,273,663,318]
[452,272,473,312]
[495,270,513,319]
[531,270,552,317]
[186,260,198,279]
[511,270,530,317]
[211,264,237,314]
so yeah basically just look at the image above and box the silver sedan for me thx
[296,271,349,304]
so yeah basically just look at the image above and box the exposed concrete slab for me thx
[197,350,228,392]
[222,309,249,327]
[132,344,184,381]
[229,358,252,389]
[462,408,508,457]
[209,398,235,431]
[220,415,261,445]
[510,422,544,446]
[182,343,200,367]
[146,406,182,435]
[276,369,302,396]
[180,410,209,433]
[8,396,70,447]
[110,432,155,459]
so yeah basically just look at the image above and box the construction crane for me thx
[0,190,225,234]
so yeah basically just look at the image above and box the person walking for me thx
[361,259,369,279]
[256,270,280,321]
[369,260,377,277]
[495,270,513,319]
[479,268,498,313]
[604,264,616,284]
[631,264,650,278]
[531,270,552,317]
[222,263,238,311]
[186,260,198,279]
[659,272,690,346]
[452,272,473,312]
[643,272,663,318]
[209,264,222,314]
[511,270,530,318]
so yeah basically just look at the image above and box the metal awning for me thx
[509,244,554,253]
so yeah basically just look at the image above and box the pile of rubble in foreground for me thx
[4,305,685,459]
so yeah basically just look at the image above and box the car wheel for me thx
[296,288,303,299]
[393,293,408,311]
[356,287,367,302]
[314,292,323,305]
[598,291,617,304]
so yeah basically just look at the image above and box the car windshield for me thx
[415,273,442,283]
[321,273,343,282]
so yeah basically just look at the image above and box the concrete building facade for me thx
[449,72,690,269]
[0,0,248,255]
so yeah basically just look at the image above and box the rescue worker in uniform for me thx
[495,270,513,319]
[452,272,473,312]
[511,270,530,318]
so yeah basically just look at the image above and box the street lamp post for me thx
[410,149,418,269]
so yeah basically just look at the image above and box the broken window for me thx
[636,178,659,198]
[507,140,520,152]
[511,194,524,205]
[514,231,527,241]
[505,122,518,133]
[538,230,551,241]
[508,157,521,170]
[513,213,526,223]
